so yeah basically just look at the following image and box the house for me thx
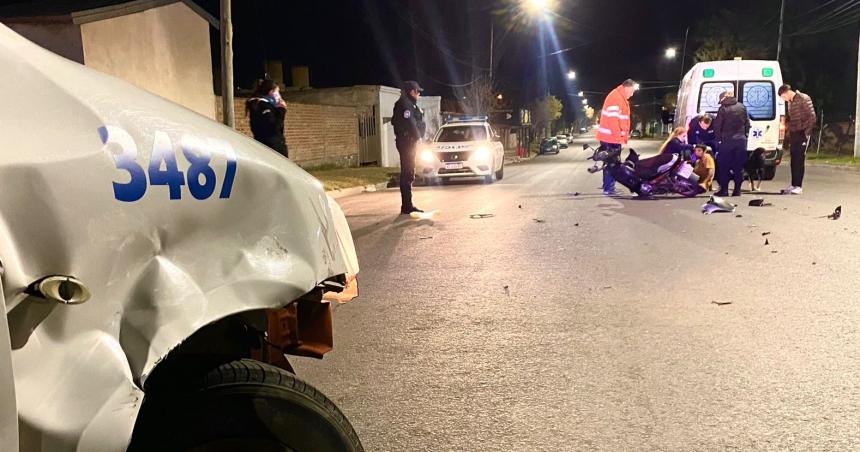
[0,0,218,119]
[282,85,442,167]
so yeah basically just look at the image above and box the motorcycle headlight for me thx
[474,147,491,160]
[420,149,435,162]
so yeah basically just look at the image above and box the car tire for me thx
[495,161,504,180]
[128,359,364,452]
[762,166,776,181]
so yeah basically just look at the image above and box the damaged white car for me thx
[0,24,363,452]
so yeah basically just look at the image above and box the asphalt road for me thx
[295,135,860,451]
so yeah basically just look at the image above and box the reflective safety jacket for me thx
[597,85,631,144]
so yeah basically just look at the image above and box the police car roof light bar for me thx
[446,115,489,123]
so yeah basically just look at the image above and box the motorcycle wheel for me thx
[676,180,702,198]
[128,359,364,452]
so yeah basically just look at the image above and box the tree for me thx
[693,10,769,63]
[531,95,563,137]
[460,77,497,116]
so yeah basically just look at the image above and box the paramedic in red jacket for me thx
[597,79,636,195]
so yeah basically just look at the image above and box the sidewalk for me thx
[306,166,396,199]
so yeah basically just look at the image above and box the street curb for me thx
[326,181,391,199]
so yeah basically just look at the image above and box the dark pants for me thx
[716,138,747,195]
[600,141,622,192]
[396,139,417,211]
[790,133,808,187]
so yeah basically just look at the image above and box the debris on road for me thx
[771,250,779,254]
[419,236,433,240]
[569,192,581,196]
[762,232,771,236]
[518,204,522,209]
[736,214,743,218]
[764,239,770,246]
[827,206,842,220]
[711,300,733,306]
[574,223,580,227]
[503,285,510,296]
[748,198,773,207]
[532,218,546,223]
[470,213,495,219]
[702,195,736,214]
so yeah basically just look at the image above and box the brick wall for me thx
[215,97,359,167]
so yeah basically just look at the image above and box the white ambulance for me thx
[674,59,786,180]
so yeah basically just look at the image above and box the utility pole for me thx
[855,25,860,158]
[776,0,785,61]
[220,0,234,128]
[679,26,689,79]
[489,20,494,82]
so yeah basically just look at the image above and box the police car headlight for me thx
[474,147,491,161]
[420,149,435,162]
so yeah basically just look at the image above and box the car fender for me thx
[0,25,354,451]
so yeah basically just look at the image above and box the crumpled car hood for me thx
[0,24,357,451]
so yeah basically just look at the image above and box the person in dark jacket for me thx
[391,80,426,214]
[713,90,750,197]
[246,79,288,157]
[659,127,695,160]
[687,113,717,151]
[778,84,816,195]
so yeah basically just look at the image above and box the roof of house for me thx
[0,0,218,28]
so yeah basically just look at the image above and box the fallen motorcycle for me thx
[584,143,704,198]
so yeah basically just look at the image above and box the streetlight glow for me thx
[567,70,576,80]
[526,0,549,12]
[496,94,503,100]
[577,91,584,97]
[633,83,640,91]
[665,47,677,59]
[581,99,588,105]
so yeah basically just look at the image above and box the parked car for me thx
[0,24,364,452]
[417,116,505,184]
[579,127,588,134]
[630,129,643,138]
[555,135,570,147]
[539,137,560,155]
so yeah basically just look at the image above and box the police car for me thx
[417,116,505,184]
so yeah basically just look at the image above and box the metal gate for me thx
[358,106,379,165]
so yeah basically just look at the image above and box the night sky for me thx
[196,0,856,115]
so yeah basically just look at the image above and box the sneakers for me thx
[781,185,795,194]
[400,206,424,215]
[603,189,623,196]
[788,186,803,195]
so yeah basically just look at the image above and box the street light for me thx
[526,0,549,13]
[567,70,576,80]
[582,99,588,105]
[496,94,504,100]
[665,47,677,59]
[577,91,584,97]
[633,83,640,91]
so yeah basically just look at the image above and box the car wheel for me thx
[762,166,776,181]
[128,359,364,452]
[495,161,504,180]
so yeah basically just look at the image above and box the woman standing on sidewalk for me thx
[246,78,288,158]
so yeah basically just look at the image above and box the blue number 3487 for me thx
[100,126,237,202]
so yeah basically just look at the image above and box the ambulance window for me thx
[436,125,487,142]
[740,81,775,120]
[697,82,736,114]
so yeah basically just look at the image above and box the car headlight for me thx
[420,149,435,162]
[474,147,491,161]
[552,145,558,149]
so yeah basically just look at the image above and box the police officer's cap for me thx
[402,81,424,93]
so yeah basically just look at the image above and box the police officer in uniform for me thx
[391,80,426,214]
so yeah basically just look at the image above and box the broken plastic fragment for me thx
[748,198,773,207]
[701,195,736,214]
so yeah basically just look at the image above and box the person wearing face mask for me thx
[246,78,288,158]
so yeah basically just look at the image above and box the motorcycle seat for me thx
[634,153,677,179]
